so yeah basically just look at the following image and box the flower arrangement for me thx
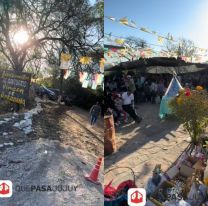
[169,87,208,145]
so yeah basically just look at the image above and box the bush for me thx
[169,88,208,145]
[63,77,103,110]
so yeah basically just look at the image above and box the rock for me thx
[23,126,33,135]
[4,142,14,146]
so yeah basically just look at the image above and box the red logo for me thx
[0,181,13,197]
[131,190,143,203]
[128,188,146,206]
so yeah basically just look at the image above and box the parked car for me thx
[36,85,60,101]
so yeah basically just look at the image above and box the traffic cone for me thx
[85,157,102,184]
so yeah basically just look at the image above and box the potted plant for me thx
[169,87,208,149]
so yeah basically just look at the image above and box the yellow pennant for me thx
[158,36,164,44]
[115,39,125,44]
[79,56,92,65]
[119,17,129,25]
[61,53,71,62]
[99,58,105,70]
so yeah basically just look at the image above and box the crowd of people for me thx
[104,73,168,125]
[104,71,208,126]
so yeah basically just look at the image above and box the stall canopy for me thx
[105,57,208,74]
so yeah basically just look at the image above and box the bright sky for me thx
[105,0,208,50]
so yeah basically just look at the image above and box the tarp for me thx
[159,76,183,119]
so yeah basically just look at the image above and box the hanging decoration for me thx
[99,58,105,72]
[105,15,208,52]
[79,56,92,65]
[60,53,71,69]
[115,38,125,45]
[119,17,129,25]
[63,69,71,79]
[157,36,164,44]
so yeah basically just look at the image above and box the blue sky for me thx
[104,0,208,50]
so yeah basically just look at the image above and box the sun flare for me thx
[13,30,29,45]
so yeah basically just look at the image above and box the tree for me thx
[0,0,102,72]
[164,38,196,58]
[125,36,147,49]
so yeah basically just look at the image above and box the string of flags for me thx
[104,33,208,67]
[105,15,208,52]
[105,16,174,44]
[79,72,104,90]
[60,52,104,81]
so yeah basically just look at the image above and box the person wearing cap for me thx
[122,90,142,123]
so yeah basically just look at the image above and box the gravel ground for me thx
[0,100,104,206]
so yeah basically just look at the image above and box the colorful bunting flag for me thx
[82,80,89,88]
[119,17,129,25]
[91,82,97,90]
[158,36,164,44]
[79,72,88,83]
[61,53,71,62]
[129,20,137,28]
[63,69,71,79]
[106,16,116,21]
[115,38,125,44]
[79,56,92,65]
[60,53,71,70]
[140,27,151,33]
[99,58,104,72]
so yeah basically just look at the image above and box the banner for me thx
[0,70,31,105]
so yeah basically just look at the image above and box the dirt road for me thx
[105,103,189,188]
[0,100,104,206]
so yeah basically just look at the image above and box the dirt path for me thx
[104,103,189,188]
[0,100,104,206]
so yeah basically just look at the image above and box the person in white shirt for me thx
[122,90,142,123]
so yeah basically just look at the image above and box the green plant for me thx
[169,89,208,145]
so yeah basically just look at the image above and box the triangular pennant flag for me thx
[79,72,88,83]
[158,36,164,44]
[152,31,157,35]
[140,27,151,33]
[106,16,116,21]
[61,53,71,62]
[60,53,71,69]
[91,81,97,90]
[82,79,89,88]
[115,38,125,44]
[99,58,104,72]
[128,20,137,28]
[119,17,129,25]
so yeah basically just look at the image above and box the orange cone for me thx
[85,157,103,184]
